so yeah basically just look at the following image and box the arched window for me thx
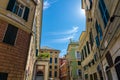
[105,66,113,80]
[115,56,120,80]
[105,51,113,67]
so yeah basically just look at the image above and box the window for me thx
[99,0,110,27]
[95,36,100,47]
[82,49,84,60]
[3,24,18,45]
[85,74,88,79]
[75,51,81,60]
[105,52,113,67]
[7,0,30,21]
[90,74,93,80]
[86,41,90,54]
[106,66,113,80]
[50,57,52,63]
[13,2,25,17]
[54,71,57,77]
[93,72,98,80]
[55,66,57,69]
[55,58,57,64]
[95,21,103,40]
[78,61,81,65]
[84,46,87,57]
[94,53,98,62]
[36,49,38,57]
[77,69,81,76]
[115,56,120,80]
[92,59,95,65]
[0,72,8,80]
[49,66,52,69]
[81,51,83,61]
[89,30,94,48]
[49,71,52,77]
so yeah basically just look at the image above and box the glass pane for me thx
[18,8,23,17]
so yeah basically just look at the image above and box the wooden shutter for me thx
[105,52,113,67]
[23,7,30,21]
[3,24,18,45]
[7,0,16,11]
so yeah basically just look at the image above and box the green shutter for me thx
[23,7,30,21]
[7,0,16,11]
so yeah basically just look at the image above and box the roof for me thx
[41,46,60,52]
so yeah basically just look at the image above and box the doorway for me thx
[36,71,44,80]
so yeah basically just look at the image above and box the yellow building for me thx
[0,0,38,80]
[39,46,60,80]
[79,0,120,80]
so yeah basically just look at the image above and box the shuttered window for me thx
[55,58,57,64]
[50,57,52,63]
[89,30,94,48]
[86,41,90,54]
[95,36,100,47]
[3,24,18,45]
[23,7,30,21]
[54,71,57,77]
[99,0,110,27]
[95,21,103,40]
[0,72,8,80]
[7,0,16,11]
[7,0,29,21]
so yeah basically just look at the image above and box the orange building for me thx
[59,58,69,80]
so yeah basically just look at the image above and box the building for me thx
[0,0,38,80]
[79,0,120,80]
[24,0,43,80]
[59,58,69,80]
[33,50,49,80]
[66,41,81,80]
[38,46,60,80]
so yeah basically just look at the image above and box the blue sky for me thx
[41,0,86,57]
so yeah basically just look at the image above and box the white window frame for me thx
[75,51,81,60]
[13,2,25,18]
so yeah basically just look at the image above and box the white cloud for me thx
[53,35,74,42]
[51,26,79,42]
[65,26,79,34]
[43,0,58,10]
[51,26,79,35]
[43,1,50,10]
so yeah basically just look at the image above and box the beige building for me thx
[24,0,43,80]
[78,0,120,80]
[0,0,38,80]
[39,46,60,80]
[34,57,49,80]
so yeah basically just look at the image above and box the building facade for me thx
[0,0,37,80]
[79,0,120,80]
[66,41,81,80]
[39,46,60,80]
[59,58,69,80]
[24,0,43,80]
